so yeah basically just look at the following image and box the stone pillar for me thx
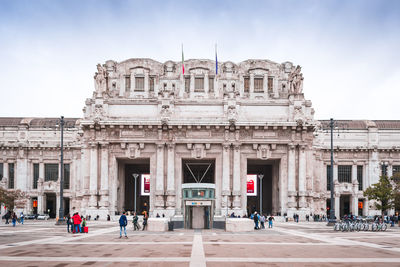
[232,144,241,211]
[333,164,338,182]
[334,193,340,219]
[222,143,230,216]
[3,162,8,184]
[56,192,60,218]
[298,145,306,208]
[388,163,393,178]
[166,143,176,212]
[287,144,296,209]
[16,152,28,191]
[130,71,135,92]
[99,143,109,212]
[155,143,165,209]
[279,155,288,215]
[38,194,44,214]
[89,143,98,209]
[351,163,359,216]
[144,71,149,95]
[273,77,279,98]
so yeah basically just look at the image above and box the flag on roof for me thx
[215,43,218,75]
[182,44,185,75]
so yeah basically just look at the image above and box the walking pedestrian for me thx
[142,212,148,231]
[66,214,72,233]
[132,212,140,231]
[72,212,82,233]
[119,212,128,238]
[20,212,24,224]
[268,215,275,228]
[5,210,10,224]
[260,214,265,229]
[12,212,17,227]
[253,211,259,229]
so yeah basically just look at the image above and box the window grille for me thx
[64,164,70,189]
[125,76,130,92]
[393,165,400,176]
[194,78,204,92]
[244,77,249,92]
[268,77,273,92]
[254,77,264,92]
[0,163,3,181]
[338,165,352,183]
[185,76,190,92]
[33,163,39,189]
[45,164,58,181]
[327,165,332,191]
[135,77,145,91]
[8,163,14,189]
[357,165,363,190]
[208,77,214,92]
[149,77,155,92]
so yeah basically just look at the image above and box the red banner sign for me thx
[247,174,257,196]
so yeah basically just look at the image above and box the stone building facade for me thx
[1,58,399,226]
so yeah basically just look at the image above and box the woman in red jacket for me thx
[72,212,82,233]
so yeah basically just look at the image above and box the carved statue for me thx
[289,65,304,94]
[94,64,107,96]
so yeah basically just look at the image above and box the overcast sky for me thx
[0,0,399,120]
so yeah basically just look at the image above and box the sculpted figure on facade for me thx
[289,65,304,94]
[94,64,107,96]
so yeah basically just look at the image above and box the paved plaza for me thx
[0,220,400,266]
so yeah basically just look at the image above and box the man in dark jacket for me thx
[119,212,128,238]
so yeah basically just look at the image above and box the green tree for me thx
[0,187,26,212]
[364,175,394,215]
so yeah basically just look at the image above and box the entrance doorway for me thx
[246,160,274,216]
[124,160,150,215]
[340,195,351,218]
[185,204,212,229]
[64,197,70,216]
[45,193,56,218]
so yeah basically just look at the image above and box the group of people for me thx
[66,212,87,233]
[251,212,275,229]
[3,211,24,226]
[119,211,148,238]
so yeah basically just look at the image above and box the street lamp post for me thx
[132,173,139,213]
[57,116,65,224]
[328,118,336,225]
[258,174,264,215]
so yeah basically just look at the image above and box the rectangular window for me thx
[327,165,332,191]
[45,164,58,181]
[393,165,400,176]
[125,76,130,92]
[184,76,190,92]
[357,165,363,191]
[149,76,155,92]
[0,163,3,181]
[381,164,388,176]
[194,77,204,92]
[135,76,144,91]
[244,77,249,92]
[208,77,214,92]
[8,163,14,189]
[33,163,39,189]
[268,77,273,92]
[64,164,70,189]
[338,165,352,183]
[254,77,264,92]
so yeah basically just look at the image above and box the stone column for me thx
[99,143,109,211]
[232,144,241,211]
[334,193,340,219]
[166,143,176,211]
[144,71,149,96]
[298,145,306,208]
[287,144,296,210]
[3,162,8,185]
[38,194,44,214]
[16,152,28,191]
[155,143,165,209]
[130,71,135,92]
[221,143,230,216]
[263,73,269,99]
[333,164,338,182]
[351,163,359,216]
[56,192,60,219]
[273,77,279,98]
[89,143,98,209]
[279,155,288,215]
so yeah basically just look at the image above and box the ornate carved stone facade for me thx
[1,58,400,223]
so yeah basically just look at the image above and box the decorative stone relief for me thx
[94,64,107,97]
[288,65,303,94]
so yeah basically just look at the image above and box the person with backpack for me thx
[268,215,275,228]
[72,212,82,233]
[119,212,128,238]
[142,211,148,231]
